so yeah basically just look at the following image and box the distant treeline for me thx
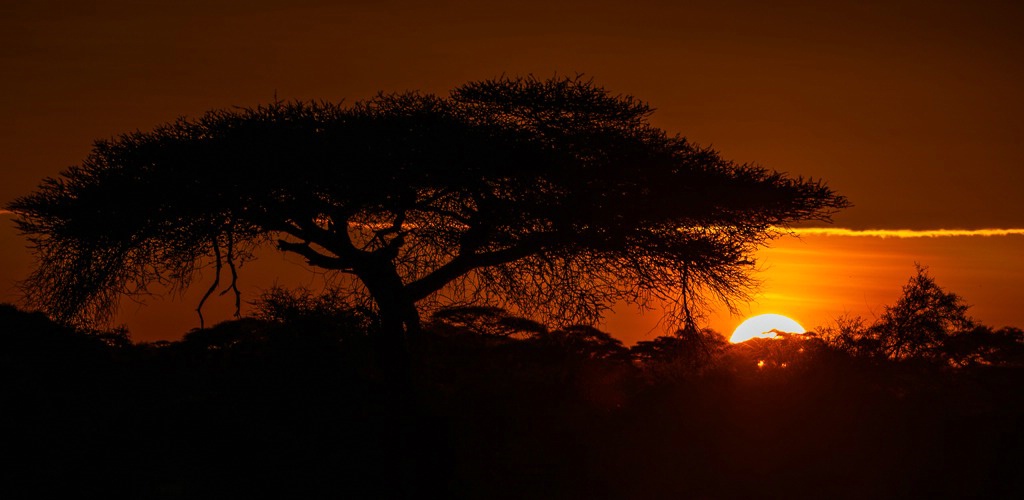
[2,281,1022,498]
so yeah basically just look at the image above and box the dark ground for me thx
[2,305,1021,499]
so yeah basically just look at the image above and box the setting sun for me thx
[730,314,806,343]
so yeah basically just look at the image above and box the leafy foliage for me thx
[10,75,848,334]
[428,305,548,339]
[252,285,371,330]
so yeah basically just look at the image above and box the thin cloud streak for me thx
[791,228,1024,238]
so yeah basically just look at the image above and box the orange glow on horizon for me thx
[789,228,1024,238]
[691,232,1024,344]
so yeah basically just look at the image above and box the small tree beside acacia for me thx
[10,76,848,347]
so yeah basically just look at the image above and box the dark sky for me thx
[2,0,1023,341]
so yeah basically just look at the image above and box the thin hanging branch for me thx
[196,237,223,329]
[220,228,242,318]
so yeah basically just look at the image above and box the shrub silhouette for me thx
[631,328,729,380]
[0,302,125,358]
[428,305,548,340]
[941,325,1024,367]
[251,285,373,335]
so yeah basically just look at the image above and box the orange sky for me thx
[2,1,1022,343]
[604,232,1024,343]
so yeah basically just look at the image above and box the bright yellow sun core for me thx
[730,314,806,343]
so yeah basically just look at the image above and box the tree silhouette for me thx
[9,76,847,345]
[872,265,975,361]
[821,265,983,364]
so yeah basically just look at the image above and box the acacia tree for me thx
[10,76,848,343]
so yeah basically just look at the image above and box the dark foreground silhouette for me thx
[2,303,1021,499]
[9,76,847,347]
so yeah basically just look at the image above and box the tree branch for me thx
[196,237,222,329]
[406,238,548,301]
[276,240,347,270]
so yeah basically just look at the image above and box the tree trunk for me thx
[356,259,422,386]
[376,299,420,354]
[370,297,409,359]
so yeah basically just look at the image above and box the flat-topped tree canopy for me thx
[10,76,848,338]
